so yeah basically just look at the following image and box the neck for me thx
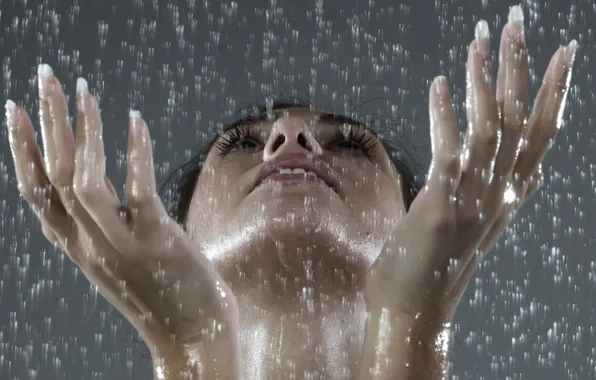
[235,287,367,379]
[227,240,368,379]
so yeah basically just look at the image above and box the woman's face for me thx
[185,108,406,281]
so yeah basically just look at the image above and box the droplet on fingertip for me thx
[76,78,88,94]
[568,39,578,51]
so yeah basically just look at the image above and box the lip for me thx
[253,153,340,193]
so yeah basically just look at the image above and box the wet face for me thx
[185,108,406,284]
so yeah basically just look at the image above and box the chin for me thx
[248,182,344,216]
[255,207,372,278]
[251,186,347,238]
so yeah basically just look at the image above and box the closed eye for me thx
[214,123,378,160]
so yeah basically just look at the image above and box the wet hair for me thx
[158,99,423,226]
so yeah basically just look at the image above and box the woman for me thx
[4,5,576,379]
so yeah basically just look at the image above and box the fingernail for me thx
[435,75,449,98]
[508,5,524,23]
[5,99,16,130]
[76,77,88,94]
[130,109,142,120]
[566,39,578,64]
[37,63,55,99]
[76,77,89,111]
[129,109,145,144]
[474,20,490,59]
[507,5,525,45]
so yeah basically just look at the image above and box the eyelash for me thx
[214,124,378,159]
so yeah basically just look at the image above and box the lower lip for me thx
[259,173,331,188]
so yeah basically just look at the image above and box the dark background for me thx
[0,0,594,379]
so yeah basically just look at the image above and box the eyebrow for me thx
[221,111,378,138]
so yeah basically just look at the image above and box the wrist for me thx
[359,306,453,380]
[150,343,202,380]
[148,323,242,380]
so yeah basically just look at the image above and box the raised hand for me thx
[5,65,241,379]
[361,6,576,379]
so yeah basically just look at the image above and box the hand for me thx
[5,66,241,378]
[365,12,577,324]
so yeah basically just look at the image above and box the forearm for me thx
[358,308,451,380]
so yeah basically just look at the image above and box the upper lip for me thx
[253,153,340,193]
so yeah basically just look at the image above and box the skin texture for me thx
[4,5,576,380]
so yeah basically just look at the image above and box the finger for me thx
[37,66,103,242]
[37,64,77,209]
[73,81,118,202]
[491,8,528,202]
[5,101,93,267]
[125,111,168,237]
[425,75,461,201]
[460,21,501,198]
[73,79,131,247]
[513,40,577,183]
[5,100,72,233]
[37,68,121,264]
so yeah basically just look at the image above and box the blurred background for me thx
[0,0,594,378]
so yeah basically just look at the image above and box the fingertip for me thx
[129,109,142,119]
[126,111,156,205]
[508,4,524,24]
[5,99,17,129]
[5,98,16,111]
[38,63,54,78]
[128,109,147,148]
[474,19,490,41]
[434,75,450,98]
[76,77,89,94]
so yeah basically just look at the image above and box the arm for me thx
[358,308,451,380]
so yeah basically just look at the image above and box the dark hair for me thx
[158,99,423,226]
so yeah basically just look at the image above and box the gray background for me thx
[0,0,594,379]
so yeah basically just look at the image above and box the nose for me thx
[262,116,324,160]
